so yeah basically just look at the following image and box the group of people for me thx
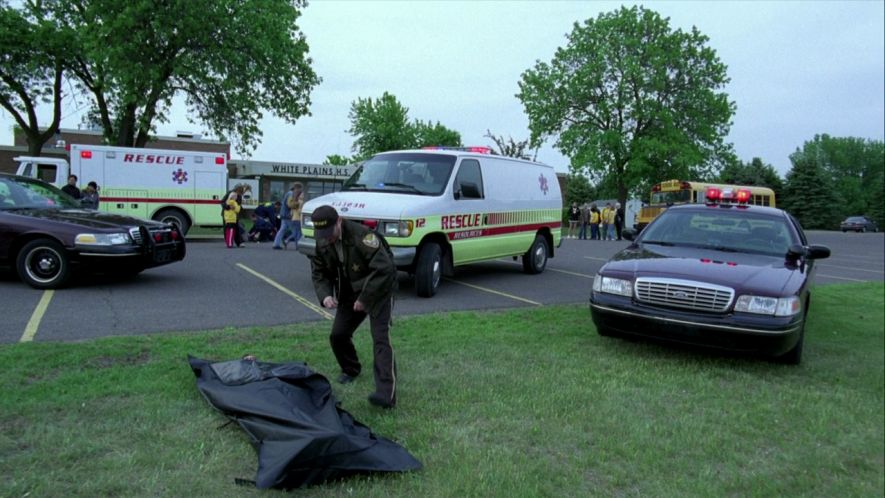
[221,182,306,249]
[567,201,624,241]
[62,174,100,209]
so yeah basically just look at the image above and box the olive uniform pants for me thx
[330,291,396,404]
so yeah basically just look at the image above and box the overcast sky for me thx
[2,0,883,176]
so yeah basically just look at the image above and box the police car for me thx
[298,147,563,297]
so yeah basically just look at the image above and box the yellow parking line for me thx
[816,273,867,282]
[499,259,594,279]
[818,263,884,274]
[236,264,333,320]
[444,278,541,305]
[20,290,54,343]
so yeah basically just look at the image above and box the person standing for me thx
[61,175,81,199]
[223,192,242,248]
[284,182,305,248]
[273,184,296,250]
[578,203,589,240]
[81,181,100,209]
[601,203,611,240]
[567,202,580,239]
[615,202,625,240]
[309,205,399,409]
[605,204,617,240]
[590,204,600,240]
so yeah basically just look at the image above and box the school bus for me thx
[634,179,776,231]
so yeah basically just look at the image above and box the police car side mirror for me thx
[805,244,831,260]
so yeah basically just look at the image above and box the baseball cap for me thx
[311,205,339,239]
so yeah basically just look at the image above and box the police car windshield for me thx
[0,177,81,210]
[343,153,456,196]
[639,209,798,257]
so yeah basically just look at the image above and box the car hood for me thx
[8,208,164,230]
[602,244,808,296]
[302,191,440,220]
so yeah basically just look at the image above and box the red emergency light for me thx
[80,150,93,159]
[705,187,721,202]
[215,156,225,165]
[361,219,378,230]
[735,189,751,203]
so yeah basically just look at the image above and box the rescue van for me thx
[297,147,563,297]
[14,144,228,234]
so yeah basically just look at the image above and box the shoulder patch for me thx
[362,232,380,249]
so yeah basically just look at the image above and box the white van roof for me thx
[377,148,550,167]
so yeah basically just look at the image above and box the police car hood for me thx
[602,244,808,297]
[303,191,437,220]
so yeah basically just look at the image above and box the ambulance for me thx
[297,147,563,297]
[14,144,228,234]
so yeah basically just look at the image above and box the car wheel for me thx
[415,242,442,298]
[842,229,847,232]
[522,235,548,274]
[155,209,190,235]
[16,239,71,289]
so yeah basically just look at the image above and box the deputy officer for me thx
[309,205,399,409]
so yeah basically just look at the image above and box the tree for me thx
[564,173,596,206]
[324,154,351,166]
[347,92,461,159]
[43,0,319,155]
[802,134,883,223]
[781,146,839,230]
[414,120,461,148]
[717,157,784,203]
[0,5,72,155]
[518,6,735,209]
[348,92,415,160]
[484,130,537,160]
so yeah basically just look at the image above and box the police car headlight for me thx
[75,232,132,246]
[735,295,801,316]
[593,274,633,297]
[382,220,413,237]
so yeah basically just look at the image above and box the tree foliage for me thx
[0,4,72,155]
[518,5,735,208]
[323,154,351,166]
[813,135,882,222]
[484,130,537,160]
[781,145,840,230]
[37,0,319,155]
[564,173,596,206]
[717,157,785,203]
[347,92,460,160]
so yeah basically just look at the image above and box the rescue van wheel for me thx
[522,235,548,274]
[17,239,71,289]
[415,242,442,297]
[156,209,190,235]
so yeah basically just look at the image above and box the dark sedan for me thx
[0,174,186,289]
[840,216,879,233]
[589,194,830,364]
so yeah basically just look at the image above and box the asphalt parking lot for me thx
[1,231,882,344]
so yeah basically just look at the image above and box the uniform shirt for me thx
[311,220,397,316]
[62,184,81,199]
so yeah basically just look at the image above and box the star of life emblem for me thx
[538,173,549,195]
[172,169,188,184]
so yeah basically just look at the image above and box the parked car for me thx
[0,173,186,289]
[589,188,830,364]
[840,216,879,232]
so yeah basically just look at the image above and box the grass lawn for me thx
[1,282,882,497]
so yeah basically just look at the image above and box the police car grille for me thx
[635,278,734,312]
[128,227,166,246]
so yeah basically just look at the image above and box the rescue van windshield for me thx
[343,153,455,196]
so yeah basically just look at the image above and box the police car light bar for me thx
[421,146,492,154]
[706,187,752,205]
